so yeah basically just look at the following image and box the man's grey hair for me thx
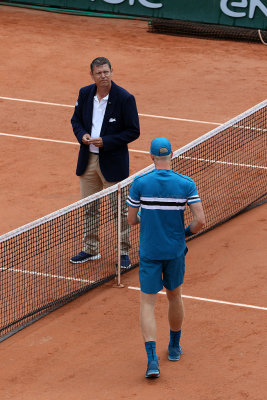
[90,57,112,72]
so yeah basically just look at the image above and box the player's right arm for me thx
[126,178,141,225]
[128,206,140,225]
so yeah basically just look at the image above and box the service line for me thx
[0,132,150,154]
[0,96,222,126]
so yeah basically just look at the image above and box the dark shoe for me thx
[145,360,160,378]
[120,255,131,269]
[168,345,183,361]
[69,251,101,264]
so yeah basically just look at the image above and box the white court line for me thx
[0,266,95,284]
[178,155,267,170]
[0,96,73,108]
[1,132,265,169]
[0,96,222,126]
[139,113,221,126]
[0,132,150,154]
[0,132,79,145]
[128,286,267,311]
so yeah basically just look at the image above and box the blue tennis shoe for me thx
[168,345,183,361]
[145,360,160,378]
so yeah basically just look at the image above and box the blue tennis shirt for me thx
[127,169,201,260]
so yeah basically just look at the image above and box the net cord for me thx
[120,99,267,189]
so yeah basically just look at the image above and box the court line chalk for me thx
[128,286,267,311]
[0,96,222,126]
[0,132,150,154]
[0,266,94,284]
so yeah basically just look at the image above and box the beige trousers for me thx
[79,153,130,255]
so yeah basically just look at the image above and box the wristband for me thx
[185,225,194,237]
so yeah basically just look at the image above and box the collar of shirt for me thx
[93,94,109,105]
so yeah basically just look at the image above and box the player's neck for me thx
[155,162,171,170]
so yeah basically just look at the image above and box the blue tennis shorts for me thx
[139,253,186,294]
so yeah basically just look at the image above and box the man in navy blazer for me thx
[70,57,140,267]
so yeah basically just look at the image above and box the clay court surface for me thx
[0,5,266,400]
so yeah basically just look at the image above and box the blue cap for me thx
[150,137,172,156]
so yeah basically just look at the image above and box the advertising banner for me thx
[3,0,267,29]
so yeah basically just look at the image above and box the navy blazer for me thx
[71,81,140,182]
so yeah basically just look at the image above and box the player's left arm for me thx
[186,202,206,235]
[185,179,206,237]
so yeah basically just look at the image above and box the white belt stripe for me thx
[140,196,187,202]
[141,205,186,211]
[128,195,200,209]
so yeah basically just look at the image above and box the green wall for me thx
[2,0,267,29]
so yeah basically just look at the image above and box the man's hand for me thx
[88,137,104,148]
[82,133,91,145]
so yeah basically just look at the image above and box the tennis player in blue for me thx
[127,137,205,379]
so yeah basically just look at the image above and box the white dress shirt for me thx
[90,94,109,154]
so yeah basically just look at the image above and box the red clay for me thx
[0,6,266,400]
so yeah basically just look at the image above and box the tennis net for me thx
[0,100,266,341]
[148,19,267,45]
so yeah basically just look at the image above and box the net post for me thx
[114,183,124,288]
